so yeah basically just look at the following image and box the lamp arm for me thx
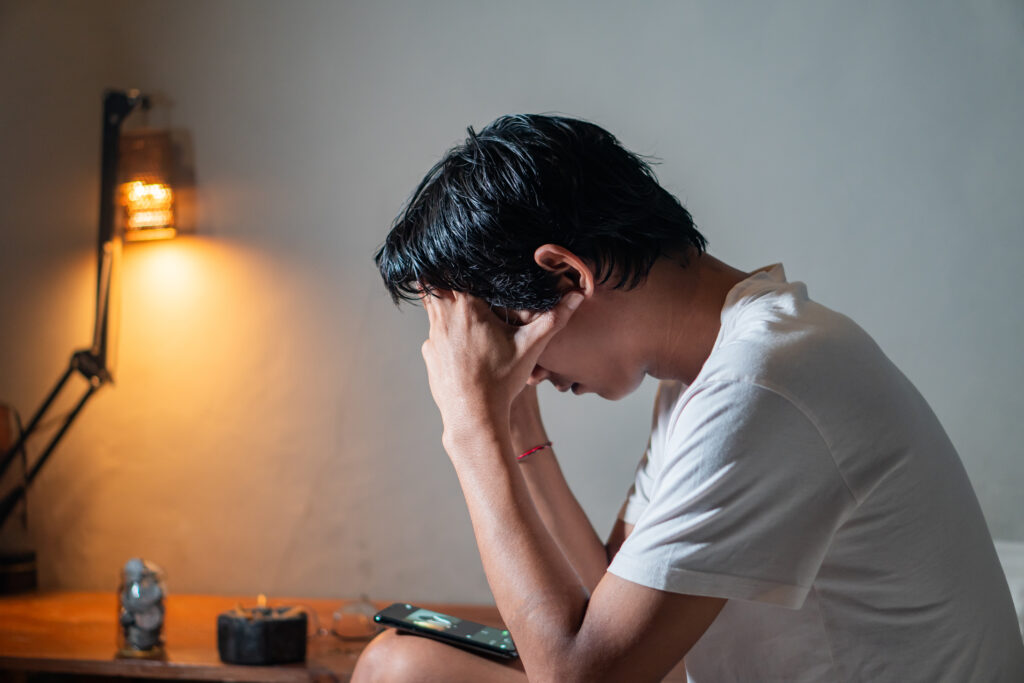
[0,89,147,531]
[0,353,104,528]
[0,364,74,483]
[94,89,147,374]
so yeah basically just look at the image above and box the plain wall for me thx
[1,0,1021,603]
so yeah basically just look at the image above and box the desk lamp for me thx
[0,89,176,530]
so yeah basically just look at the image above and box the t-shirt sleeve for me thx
[608,380,856,609]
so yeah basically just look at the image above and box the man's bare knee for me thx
[352,629,464,683]
[352,629,525,683]
[352,630,415,682]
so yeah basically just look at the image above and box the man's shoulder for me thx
[704,290,884,404]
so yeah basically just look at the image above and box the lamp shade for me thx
[119,130,176,242]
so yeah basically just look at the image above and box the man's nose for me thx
[527,365,549,386]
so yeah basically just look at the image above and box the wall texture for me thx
[1,0,1021,603]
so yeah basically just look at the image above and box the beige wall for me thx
[1,0,1022,603]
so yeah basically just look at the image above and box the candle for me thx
[217,595,307,665]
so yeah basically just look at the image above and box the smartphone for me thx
[373,602,518,660]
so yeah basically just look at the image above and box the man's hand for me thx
[419,289,583,450]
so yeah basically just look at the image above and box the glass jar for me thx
[117,558,166,659]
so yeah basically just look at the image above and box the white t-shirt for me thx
[607,264,1024,682]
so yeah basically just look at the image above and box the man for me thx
[352,115,1024,681]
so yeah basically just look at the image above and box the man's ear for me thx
[533,244,596,298]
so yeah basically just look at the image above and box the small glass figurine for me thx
[117,558,167,659]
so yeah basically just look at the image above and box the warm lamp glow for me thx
[121,180,175,240]
[119,131,177,242]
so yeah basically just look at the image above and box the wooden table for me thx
[0,591,689,681]
[0,592,505,681]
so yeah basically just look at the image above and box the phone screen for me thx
[374,603,518,659]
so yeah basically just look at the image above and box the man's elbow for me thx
[543,662,663,683]
[534,641,666,683]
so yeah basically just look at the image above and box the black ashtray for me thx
[217,603,307,665]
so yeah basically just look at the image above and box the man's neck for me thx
[641,252,749,385]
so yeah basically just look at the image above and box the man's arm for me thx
[450,426,724,682]
[604,517,633,563]
[420,291,723,681]
[510,385,610,593]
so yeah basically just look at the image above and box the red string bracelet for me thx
[517,441,552,461]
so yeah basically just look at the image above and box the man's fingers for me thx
[421,287,457,329]
[421,291,440,328]
[518,291,584,348]
[452,291,498,322]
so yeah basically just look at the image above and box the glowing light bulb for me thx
[121,180,175,239]
[119,130,177,241]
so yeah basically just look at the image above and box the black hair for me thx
[374,114,706,311]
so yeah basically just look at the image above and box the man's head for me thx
[375,114,706,312]
[375,114,709,399]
